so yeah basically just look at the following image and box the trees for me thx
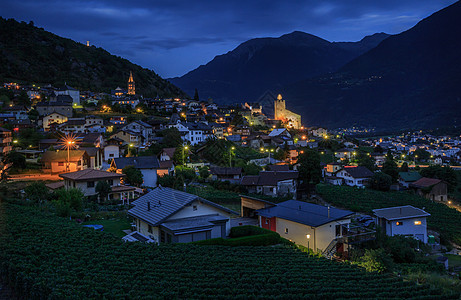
[95,181,111,201]
[357,249,393,273]
[3,151,26,169]
[158,127,183,148]
[297,150,321,185]
[53,188,84,213]
[382,151,399,182]
[24,182,49,203]
[370,172,392,191]
[122,166,144,186]
[400,162,409,172]
[357,152,375,171]
[199,166,210,179]
[414,148,431,161]
[193,88,199,101]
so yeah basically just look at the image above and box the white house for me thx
[256,200,354,253]
[104,138,122,162]
[128,187,238,243]
[168,122,212,145]
[55,85,80,105]
[373,205,430,243]
[336,166,374,188]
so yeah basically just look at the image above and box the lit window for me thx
[396,222,403,226]
[414,221,421,225]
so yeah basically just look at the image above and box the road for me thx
[8,174,61,181]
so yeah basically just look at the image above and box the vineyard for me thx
[316,184,461,245]
[0,201,454,299]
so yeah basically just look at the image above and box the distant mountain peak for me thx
[171,30,388,103]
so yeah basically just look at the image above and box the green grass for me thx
[82,218,131,238]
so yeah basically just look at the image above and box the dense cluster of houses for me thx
[0,79,453,254]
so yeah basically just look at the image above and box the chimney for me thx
[328,206,330,219]
[147,201,151,211]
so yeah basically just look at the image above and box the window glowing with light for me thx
[414,221,421,225]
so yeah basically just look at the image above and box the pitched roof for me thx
[128,187,238,226]
[80,147,99,157]
[41,150,86,162]
[267,165,290,171]
[210,167,242,176]
[373,205,430,221]
[161,147,176,158]
[411,177,443,188]
[256,200,353,227]
[343,166,374,178]
[113,156,160,169]
[59,169,124,181]
[399,172,422,182]
[268,128,289,137]
[160,214,228,233]
[241,171,298,186]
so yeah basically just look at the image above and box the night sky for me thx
[1,0,456,78]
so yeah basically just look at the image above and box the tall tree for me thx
[95,181,111,202]
[297,149,321,185]
[122,166,144,186]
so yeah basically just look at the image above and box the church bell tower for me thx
[128,71,135,95]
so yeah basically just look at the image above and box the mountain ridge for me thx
[0,17,186,98]
[281,1,461,130]
[169,31,390,103]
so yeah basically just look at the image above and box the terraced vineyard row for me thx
[0,201,454,299]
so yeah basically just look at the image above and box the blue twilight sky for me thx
[1,0,457,78]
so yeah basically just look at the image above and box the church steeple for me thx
[127,71,135,95]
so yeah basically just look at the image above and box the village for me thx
[1,73,461,295]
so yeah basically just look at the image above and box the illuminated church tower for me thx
[127,71,135,95]
[274,94,301,129]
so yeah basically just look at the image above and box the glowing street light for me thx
[306,234,311,256]
[60,133,78,172]
[183,145,189,166]
[229,146,236,167]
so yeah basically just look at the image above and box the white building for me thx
[373,205,430,243]
[55,85,80,105]
[111,156,164,188]
[256,200,354,253]
[128,187,238,243]
[336,166,374,188]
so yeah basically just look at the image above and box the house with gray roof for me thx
[128,186,238,244]
[256,200,354,253]
[373,205,430,243]
[241,170,299,197]
[336,166,374,188]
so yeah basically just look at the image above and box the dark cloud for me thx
[0,0,457,77]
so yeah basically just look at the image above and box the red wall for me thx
[261,216,276,232]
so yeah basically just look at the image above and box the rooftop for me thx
[256,200,353,227]
[128,187,238,226]
[59,169,124,181]
[113,156,160,169]
[373,205,430,220]
[411,177,443,188]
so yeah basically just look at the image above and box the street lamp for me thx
[183,145,189,166]
[306,234,311,256]
[229,146,235,167]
